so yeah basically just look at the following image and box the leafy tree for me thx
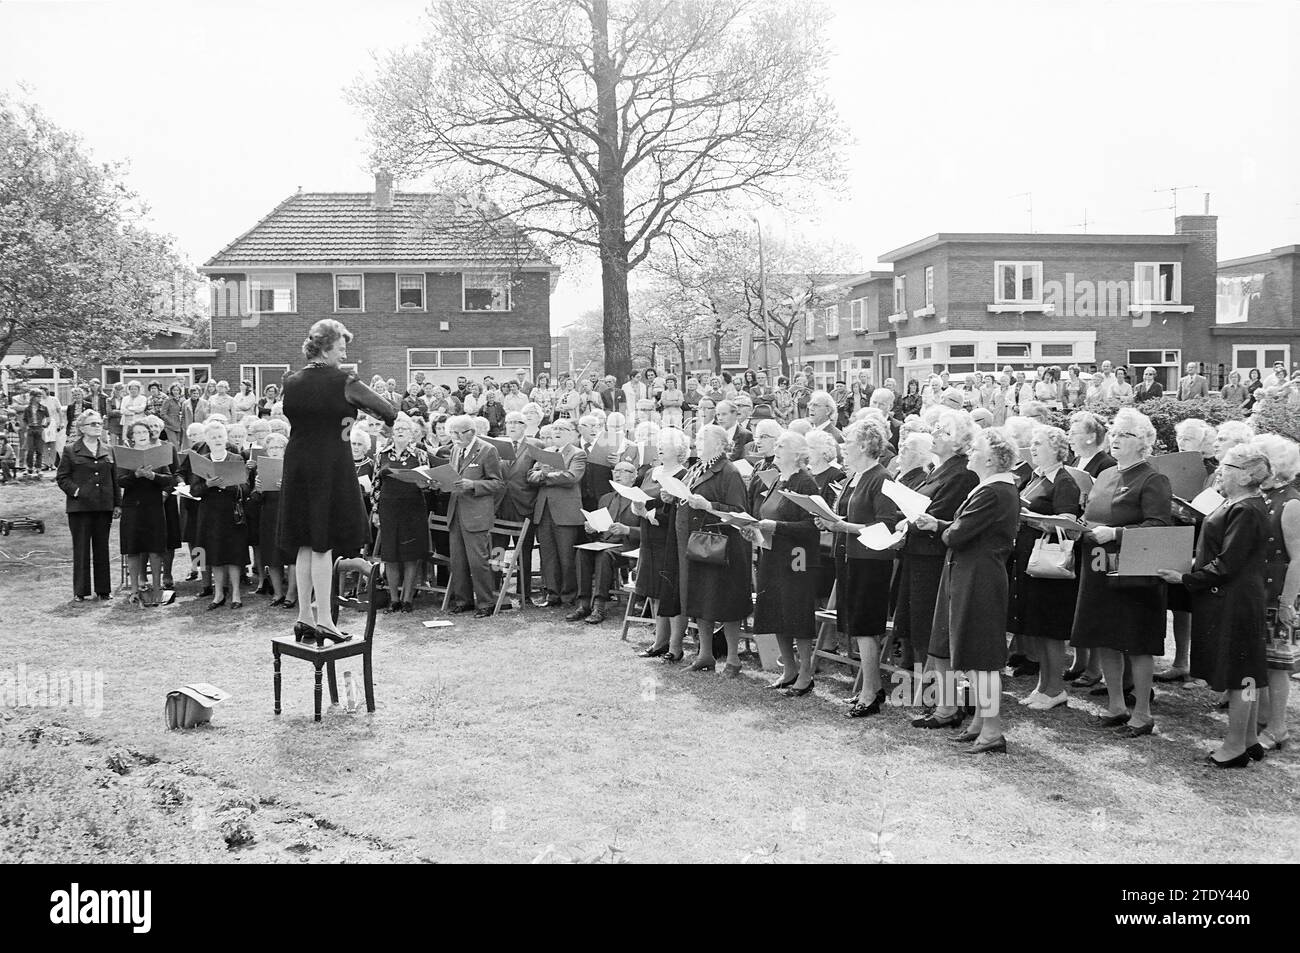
[351,0,845,383]
[0,94,197,372]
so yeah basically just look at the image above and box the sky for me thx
[2,0,1296,333]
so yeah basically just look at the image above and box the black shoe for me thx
[230,601,243,610]
[383,601,403,615]
[200,586,214,598]
[783,680,815,697]
[401,602,413,613]
[662,652,683,663]
[206,598,226,611]
[845,690,887,718]
[1205,751,1250,769]
[185,571,199,582]
[960,737,1007,755]
[1095,712,1131,729]
[638,645,670,658]
[564,605,591,622]
[316,628,351,644]
[450,603,476,614]
[293,621,318,643]
[282,599,297,609]
[766,674,798,690]
[1114,720,1154,739]
[1246,743,1266,762]
[913,711,963,729]
[269,597,286,607]
[162,576,174,590]
[584,607,606,625]
[473,608,493,618]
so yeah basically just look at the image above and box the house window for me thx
[924,266,934,307]
[997,342,1032,360]
[804,309,816,343]
[1041,344,1074,358]
[893,275,907,314]
[994,262,1042,303]
[948,344,975,359]
[850,299,865,332]
[440,349,470,367]
[1134,262,1181,304]
[719,341,743,365]
[397,274,426,310]
[335,274,364,311]
[463,272,511,311]
[825,305,840,338]
[239,364,290,395]
[247,273,296,313]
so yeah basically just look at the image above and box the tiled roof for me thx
[202,192,553,270]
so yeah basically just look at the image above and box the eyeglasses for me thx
[1111,432,1139,440]
[1220,463,1244,471]
[82,421,102,427]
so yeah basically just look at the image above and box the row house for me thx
[197,173,558,394]
[877,215,1221,390]
[1216,243,1300,378]
[797,271,896,390]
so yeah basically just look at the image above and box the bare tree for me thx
[351,0,845,383]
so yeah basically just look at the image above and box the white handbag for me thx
[1027,528,1076,580]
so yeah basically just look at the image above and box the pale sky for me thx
[2,0,1296,332]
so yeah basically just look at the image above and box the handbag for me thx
[686,526,729,566]
[1265,607,1300,672]
[1027,528,1075,579]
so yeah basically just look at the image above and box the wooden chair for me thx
[272,557,379,723]
[483,517,531,614]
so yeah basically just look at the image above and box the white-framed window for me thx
[804,309,816,343]
[825,305,839,338]
[924,266,934,307]
[462,272,512,311]
[239,364,291,395]
[396,274,426,311]
[1231,345,1289,374]
[247,273,296,313]
[102,365,211,391]
[334,274,364,311]
[994,262,1042,304]
[719,341,743,366]
[893,275,907,314]
[1041,343,1074,359]
[948,343,975,359]
[850,298,866,332]
[1134,262,1181,304]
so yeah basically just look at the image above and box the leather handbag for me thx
[1027,528,1075,579]
[686,526,729,566]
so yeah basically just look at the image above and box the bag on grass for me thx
[164,683,230,730]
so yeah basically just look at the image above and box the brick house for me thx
[1216,244,1299,377]
[876,216,1223,390]
[197,173,558,394]
[797,271,896,390]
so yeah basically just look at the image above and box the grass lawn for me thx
[2,478,1298,863]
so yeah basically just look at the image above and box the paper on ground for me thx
[422,620,454,628]
[858,522,905,551]
[881,479,931,521]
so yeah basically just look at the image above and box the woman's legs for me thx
[796,638,815,684]
[126,554,142,599]
[211,564,227,604]
[384,561,402,604]
[268,562,285,600]
[723,620,742,669]
[401,560,420,605]
[1129,654,1154,726]
[147,553,162,603]
[1157,612,1191,678]
[693,617,715,664]
[1215,689,1252,761]
[667,614,687,656]
[227,565,243,604]
[853,635,881,701]
[1098,649,1129,717]
[295,547,337,630]
[1263,670,1291,744]
[649,602,670,651]
[774,634,797,683]
[1033,637,1067,697]
[967,670,1003,743]
[929,654,957,717]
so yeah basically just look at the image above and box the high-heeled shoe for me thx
[1258,729,1289,751]
[206,598,226,611]
[783,680,815,697]
[293,621,318,644]
[766,674,798,690]
[383,601,403,614]
[687,658,715,672]
[1205,751,1250,769]
[315,628,351,644]
[845,690,886,718]
[1246,743,1266,762]
[637,645,670,658]
[662,652,683,663]
[268,597,286,607]
[281,599,297,609]
[230,601,243,610]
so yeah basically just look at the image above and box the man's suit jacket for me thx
[181,397,209,436]
[446,437,505,533]
[591,491,642,549]
[811,420,845,444]
[532,444,588,526]
[1178,375,1208,400]
[580,438,615,512]
[1134,381,1164,403]
[497,436,542,522]
[726,426,753,461]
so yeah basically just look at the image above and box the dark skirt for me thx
[196,488,249,567]
[836,557,894,638]
[1189,594,1268,693]
[753,550,818,640]
[1070,541,1167,655]
[654,505,683,617]
[119,486,168,556]
[1021,573,1080,640]
[243,493,261,547]
[898,552,944,662]
[258,491,289,566]
[377,481,431,562]
[635,514,670,600]
[163,493,181,551]
[180,496,201,545]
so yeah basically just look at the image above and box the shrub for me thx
[1249,396,1300,441]
[1081,395,1245,453]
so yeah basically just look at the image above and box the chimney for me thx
[373,171,393,209]
[1203,192,1211,214]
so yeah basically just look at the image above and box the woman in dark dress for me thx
[1018,425,1082,709]
[56,409,120,601]
[1158,444,1271,767]
[806,430,844,604]
[1064,411,1116,683]
[632,428,691,660]
[142,416,183,590]
[895,411,980,679]
[673,424,752,675]
[190,419,250,609]
[1253,434,1300,751]
[279,320,397,643]
[816,418,904,716]
[1070,408,1172,739]
[913,427,1023,754]
[373,414,432,612]
[251,432,296,608]
[747,432,821,694]
[118,421,177,606]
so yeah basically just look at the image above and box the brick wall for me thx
[208,270,552,385]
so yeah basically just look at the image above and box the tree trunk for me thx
[590,0,632,384]
[779,331,792,378]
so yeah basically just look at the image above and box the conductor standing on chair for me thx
[445,414,505,617]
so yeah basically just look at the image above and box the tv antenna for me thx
[1147,184,1198,217]
[1072,209,1090,233]
[1009,192,1033,232]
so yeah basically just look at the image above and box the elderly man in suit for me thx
[577,413,617,511]
[870,388,903,451]
[527,417,588,607]
[1177,361,1208,400]
[495,410,542,605]
[180,385,210,448]
[566,460,642,625]
[806,390,845,442]
[444,414,506,617]
[1134,366,1164,403]
[714,399,753,461]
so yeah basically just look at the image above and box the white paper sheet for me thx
[733,458,754,480]
[882,479,931,521]
[858,521,905,551]
[1189,487,1226,516]
[582,507,614,532]
[657,473,694,501]
[777,489,839,522]
[609,481,654,504]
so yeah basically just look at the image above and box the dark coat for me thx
[751,469,821,638]
[445,438,505,533]
[838,463,904,561]
[1016,467,1083,640]
[634,464,685,602]
[1079,451,1118,478]
[1070,460,1173,654]
[56,438,121,512]
[933,479,1022,670]
[676,456,752,621]
[726,426,753,461]
[902,454,979,557]
[531,445,588,526]
[496,436,542,523]
[1134,381,1164,403]
[1185,496,1269,692]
